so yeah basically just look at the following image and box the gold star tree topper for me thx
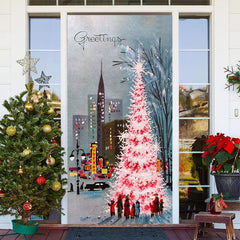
[16,52,40,75]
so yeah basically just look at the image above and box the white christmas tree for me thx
[111,55,167,213]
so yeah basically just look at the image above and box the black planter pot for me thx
[214,173,240,200]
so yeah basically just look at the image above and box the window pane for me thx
[32,84,61,103]
[29,17,61,222]
[115,0,140,4]
[179,119,209,151]
[179,51,209,84]
[29,0,56,5]
[179,85,209,117]
[179,153,209,186]
[30,51,60,84]
[30,18,60,50]
[179,17,209,223]
[172,0,209,5]
[143,0,168,4]
[59,0,84,4]
[87,0,112,4]
[180,187,209,220]
[179,18,209,49]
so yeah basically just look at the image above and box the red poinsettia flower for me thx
[201,150,210,159]
[233,138,240,145]
[224,141,235,154]
[216,164,223,171]
[202,133,240,174]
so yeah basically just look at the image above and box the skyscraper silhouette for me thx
[97,61,105,156]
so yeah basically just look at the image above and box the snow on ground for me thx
[68,185,172,224]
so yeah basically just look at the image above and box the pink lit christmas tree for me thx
[111,56,167,213]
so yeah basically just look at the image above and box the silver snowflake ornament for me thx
[34,71,52,90]
[16,52,40,75]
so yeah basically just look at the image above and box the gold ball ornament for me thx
[6,126,16,136]
[52,181,61,191]
[23,148,31,156]
[43,124,52,133]
[47,107,55,115]
[24,102,34,112]
[46,156,55,166]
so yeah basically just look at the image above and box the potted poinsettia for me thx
[202,133,240,199]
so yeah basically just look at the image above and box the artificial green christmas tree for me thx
[0,78,66,225]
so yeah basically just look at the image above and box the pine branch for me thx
[224,66,235,75]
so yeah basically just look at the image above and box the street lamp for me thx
[69,139,86,195]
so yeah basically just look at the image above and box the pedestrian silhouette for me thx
[124,195,130,219]
[117,195,123,218]
[108,200,116,216]
[135,200,140,218]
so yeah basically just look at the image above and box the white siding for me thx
[229,0,240,13]
[0,67,10,84]
[0,15,10,32]
[228,0,240,138]
[229,14,240,32]
[0,0,26,228]
[229,32,240,49]
[0,2,11,86]
[0,50,10,67]
[0,0,10,14]
[0,0,11,127]
[0,32,10,49]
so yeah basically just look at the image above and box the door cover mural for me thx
[67,15,172,224]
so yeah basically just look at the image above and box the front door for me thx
[67,14,173,224]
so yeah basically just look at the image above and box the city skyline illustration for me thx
[72,61,125,165]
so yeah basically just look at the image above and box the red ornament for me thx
[51,138,59,148]
[23,201,32,211]
[36,176,46,185]
[0,189,5,198]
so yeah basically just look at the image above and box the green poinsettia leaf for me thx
[208,144,216,153]
[230,150,238,159]
[235,143,240,149]
[236,158,240,169]
[215,151,229,164]
[223,163,232,173]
